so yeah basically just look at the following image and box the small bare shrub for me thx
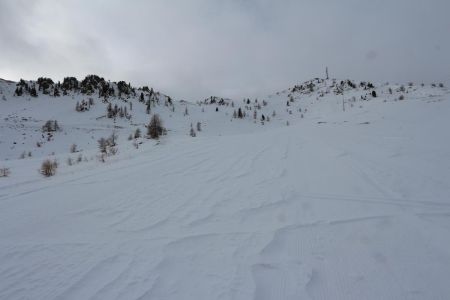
[0,168,10,177]
[41,159,57,177]
[109,147,118,156]
[98,133,118,162]
[399,95,405,100]
[70,144,77,153]
[108,131,118,147]
[42,120,60,133]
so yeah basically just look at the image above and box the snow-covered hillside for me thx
[1,76,450,299]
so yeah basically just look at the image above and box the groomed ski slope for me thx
[1,83,450,299]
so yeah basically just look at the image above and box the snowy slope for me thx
[1,77,450,299]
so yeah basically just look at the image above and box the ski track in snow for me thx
[2,125,450,299]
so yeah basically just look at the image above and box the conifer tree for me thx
[147,114,163,139]
[134,128,141,139]
[190,124,196,137]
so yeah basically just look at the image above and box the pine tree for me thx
[107,103,113,118]
[147,114,163,139]
[98,137,108,153]
[30,86,38,97]
[14,86,23,96]
[190,124,196,137]
[134,128,141,139]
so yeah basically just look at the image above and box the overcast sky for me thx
[1,0,449,100]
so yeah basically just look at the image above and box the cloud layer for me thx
[1,0,449,100]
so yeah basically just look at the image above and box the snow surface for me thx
[1,78,450,299]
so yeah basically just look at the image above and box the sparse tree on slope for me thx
[147,114,164,139]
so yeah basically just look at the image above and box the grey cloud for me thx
[0,0,449,100]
